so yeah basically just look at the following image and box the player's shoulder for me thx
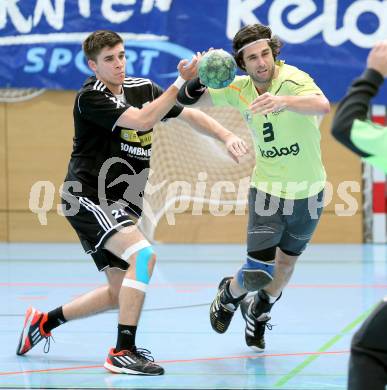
[279,62,312,82]
[75,77,116,113]
[79,76,107,94]
[123,76,153,90]
[76,77,112,108]
[227,75,251,91]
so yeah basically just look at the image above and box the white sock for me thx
[229,280,247,299]
[264,290,279,304]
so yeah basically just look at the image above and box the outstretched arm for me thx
[177,77,214,107]
[116,59,198,131]
[179,107,248,163]
[331,41,387,157]
[331,69,383,157]
[177,51,213,107]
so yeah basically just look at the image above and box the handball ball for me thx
[198,49,237,89]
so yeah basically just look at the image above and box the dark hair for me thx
[232,24,283,70]
[83,30,123,61]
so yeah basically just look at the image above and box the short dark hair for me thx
[83,30,123,61]
[232,24,283,70]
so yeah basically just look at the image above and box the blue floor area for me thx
[0,243,386,389]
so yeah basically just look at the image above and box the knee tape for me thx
[121,240,155,292]
[237,254,275,292]
[135,245,155,284]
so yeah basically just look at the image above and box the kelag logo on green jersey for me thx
[259,143,300,158]
[243,110,253,123]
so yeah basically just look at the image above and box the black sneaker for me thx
[210,277,247,334]
[104,347,164,375]
[16,307,52,355]
[240,291,276,352]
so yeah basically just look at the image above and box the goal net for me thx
[141,106,255,240]
[0,88,45,103]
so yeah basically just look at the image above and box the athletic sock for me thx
[252,290,282,319]
[115,324,137,352]
[222,281,246,310]
[265,291,280,304]
[43,306,67,333]
[226,280,245,300]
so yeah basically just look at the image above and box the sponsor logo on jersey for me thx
[121,143,152,158]
[271,109,284,116]
[108,95,126,109]
[243,110,253,124]
[120,129,152,147]
[259,142,300,158]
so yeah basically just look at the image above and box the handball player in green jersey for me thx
[332,41,387,390]
[178,24,330,351]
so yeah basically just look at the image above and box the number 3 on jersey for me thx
[263,122,274,142]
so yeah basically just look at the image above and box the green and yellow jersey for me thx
[208,61,326,199]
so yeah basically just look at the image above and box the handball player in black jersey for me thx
[16,30,248,376]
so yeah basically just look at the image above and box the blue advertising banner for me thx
[0,0,386,103]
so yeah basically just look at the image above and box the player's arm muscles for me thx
[178,107,248,162]
[179,107,232,140]
[177,77,214,107]
[116,58,198,131]
[116,86,180,131]
[281,94,330,115]
[331,68,383,157]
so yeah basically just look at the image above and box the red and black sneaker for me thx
[16,307,52,355]
[104,347,164,376]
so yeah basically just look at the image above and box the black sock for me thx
[252,290,282,317]
[221,281,247,306]
[43,306,67,333]
[115,324,137,352]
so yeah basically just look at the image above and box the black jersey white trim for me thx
[123,77,151,88]
[93,80,107,92]
[68,75,182,210]
[77,94,82,114]
[124,77,151,83]
[123,81,152,89]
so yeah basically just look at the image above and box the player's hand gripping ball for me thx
[198,49,237,89]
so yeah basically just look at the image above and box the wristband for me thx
[177,77,207,105]
[173,76,186,89]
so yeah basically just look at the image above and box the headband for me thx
[237,38,270,54]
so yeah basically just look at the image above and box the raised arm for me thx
[116,59,198,131]
[331,41,387,157]
[176,51,214,107]
[177,77,214,107]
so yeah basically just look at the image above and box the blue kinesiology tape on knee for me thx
[135,246,154,284]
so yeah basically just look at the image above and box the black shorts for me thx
[247,188,324,256]
[348,299,387,390]
[61,192,136,271]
